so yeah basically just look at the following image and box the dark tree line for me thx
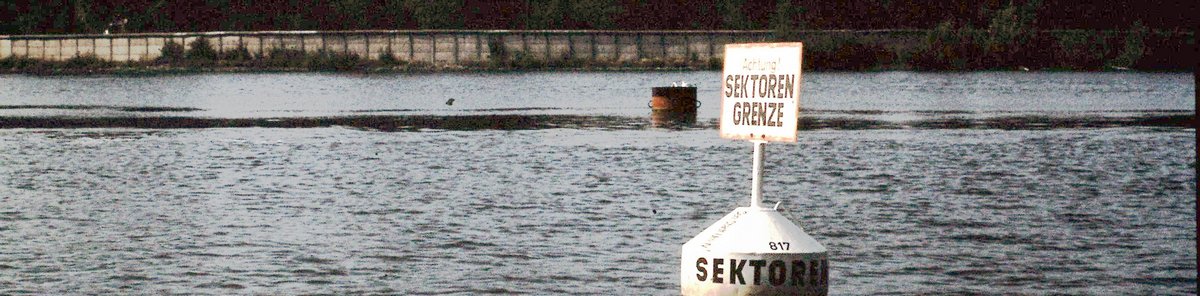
[1,0,1195,34]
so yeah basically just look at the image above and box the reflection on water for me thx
[649,110,699,129]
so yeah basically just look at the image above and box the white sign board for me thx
[719,43,803,142]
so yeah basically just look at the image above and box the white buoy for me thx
[682,42,824,295]
[680,141,828,295]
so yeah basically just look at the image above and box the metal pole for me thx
[684,34,690,60]
[660,33,666,58]
[750,140,766,208]
[612,34,619,60]
[520,33,527,55]
[567,33,574,58]
[636,32,642,60]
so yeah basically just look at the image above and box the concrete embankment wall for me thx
[0,30,923,64]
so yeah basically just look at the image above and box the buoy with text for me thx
[680,43,828,295]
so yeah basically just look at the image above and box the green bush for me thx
[510,51,544,69]
[1051,31,1108,70]
[379,46,404,66]
[159,41,185,64]
[63,54,110,69]
[910,21,984,70]
[307,50,363,71]
[912,1,1042,70]
[1109,20,1147,69]
[487,36,511,68]
[185,38,218,64]
[1134,30,1197,71]
[706,57,722,70]
[805,35,889,71]
[220,44,253,65]
[263,47,307,68]
[981,5,1032,67]
[0,56,39,71]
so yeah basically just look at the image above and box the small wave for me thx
[0,105,202,112]
[347,108,423,113]
[107,274,154,281]
[291,268,348,276]
[908,114,1194,129]
[195,282,246,289]
[348,107,565,113]
[0,115,640,131]
[293,255,338,264]
[364,254,415,262]
[0,112,1190,131]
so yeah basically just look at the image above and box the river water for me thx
[0,71,1195,295]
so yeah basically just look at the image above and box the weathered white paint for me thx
[680,206,828,295]
[719,42,803,143]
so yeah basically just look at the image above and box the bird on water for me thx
[446,98,455,106]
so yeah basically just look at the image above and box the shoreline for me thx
[0,63,1190,76]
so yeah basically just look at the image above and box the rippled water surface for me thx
[0,72,1195,295]
[0,71,1193,118]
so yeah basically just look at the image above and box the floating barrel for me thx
[650,86,699,111]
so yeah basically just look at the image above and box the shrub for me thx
[220,44,253,65]
[159,41,185,64]
[379,46,404,66]
[510,51,544,69]
[63,54,111,69]
[1109,20,1147,69]
[981,5,1029,67]
[706,57,722,70]
[805,35,889,71]
[0,56,39,71]
[1051,31,1107,70]
[263,47,307,68]
[911,21,986,70]
[307,50,363,71]
[1134,30,1197,71]
[185,38,218,64]
[487,35,511,68]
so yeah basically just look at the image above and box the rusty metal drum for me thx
[650,86,698,111]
